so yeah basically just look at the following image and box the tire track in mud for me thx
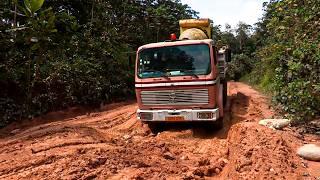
[0,155,66,178]
[0,104,142,179]
[0,82,315,179]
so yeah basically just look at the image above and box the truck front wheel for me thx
[203,118,223,131]
[215,117,223,129]
[147,122,163,134]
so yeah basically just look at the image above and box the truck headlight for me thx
[197,112,214,119]
[138,112,153,120]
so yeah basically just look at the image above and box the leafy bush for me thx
[248,0,320,121]
[227,54,254,81]
[0,0,197,127]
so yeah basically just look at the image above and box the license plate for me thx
[165,116,185,121]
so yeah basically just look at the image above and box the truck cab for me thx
[135,19,230,128]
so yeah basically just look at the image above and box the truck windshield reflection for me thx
[138,44,211,79]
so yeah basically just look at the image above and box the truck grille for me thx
[141,89,209,106]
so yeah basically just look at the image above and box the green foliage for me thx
[24,0,45,16]
[227,54,254,81]
[213,22,257,81]
[247,0,320,121]
[213,0,319,121]
[0,0,197,126]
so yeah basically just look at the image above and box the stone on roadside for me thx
[259,119,291,130]
[163,152,175,160]
[297,144,320,162]
[180,155,189,160]
[123,134,132,140]
[214,167,221,174]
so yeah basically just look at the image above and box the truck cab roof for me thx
[137,39,214,52]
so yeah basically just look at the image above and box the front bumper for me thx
[137,108,219,122]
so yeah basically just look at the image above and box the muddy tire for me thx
[203,118,223,131]
[215,117,224,129]
[223,81,228,106]
[147,122,163,134]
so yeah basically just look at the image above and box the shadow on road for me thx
[150,92,251,139]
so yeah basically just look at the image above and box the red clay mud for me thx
[0,82,318,179]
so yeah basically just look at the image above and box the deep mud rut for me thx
[0,82,319,179]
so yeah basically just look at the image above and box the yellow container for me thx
[179,19,211,28]
[179,19,212,39]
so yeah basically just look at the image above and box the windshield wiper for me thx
[190,74,199,78]
[141,70,170,79]
[162,72,171,80]
[142,69,162,73]
[182,70,199,78]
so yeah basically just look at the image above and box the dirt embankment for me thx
[0,82,318,179]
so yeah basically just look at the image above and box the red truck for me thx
[135,19,230,130]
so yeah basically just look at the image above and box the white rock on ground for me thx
[259,119,291,130]
[297,144,320,162]
[10,129,20,134]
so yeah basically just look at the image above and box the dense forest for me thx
[0,0,319,126]
[219,0,319,122]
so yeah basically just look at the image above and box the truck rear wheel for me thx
[223,81,228,106]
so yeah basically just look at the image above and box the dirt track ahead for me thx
[0,82,319,179]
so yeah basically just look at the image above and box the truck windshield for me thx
[138,44,211,79]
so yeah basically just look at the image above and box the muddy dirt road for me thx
[0,82,319,179]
